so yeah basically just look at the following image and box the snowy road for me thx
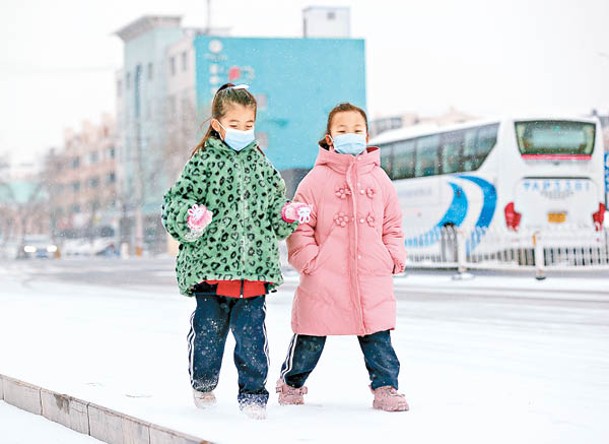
[1,258,608,443]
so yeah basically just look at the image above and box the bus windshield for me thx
[515,120,595,156]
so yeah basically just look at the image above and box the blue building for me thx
[193,35,366,185]
[115,13,366,253]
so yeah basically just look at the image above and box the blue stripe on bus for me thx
[405,181,468,247]
[457,175,497,253]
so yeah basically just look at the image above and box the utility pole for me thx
[133,64,144,257]
[206,0,212,34]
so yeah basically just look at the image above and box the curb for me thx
[0,374,211,444]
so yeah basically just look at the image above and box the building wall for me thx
[116,17,186,253]
[165,33,198,183]
[303,6,351,38]
[193,35,367,193]
[119,25,185,213]
[43,114,118,240]
[115,16,366,253]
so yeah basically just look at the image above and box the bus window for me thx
[415,135,440,177]
[380,143,394,177]
[393,140,416,179]
[515,120,595,155]
[462,124,498,171]
[440,130,465,174]
[460,127,479,171]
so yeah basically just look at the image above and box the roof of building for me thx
[115,15,182,42]
[0,181,46,205]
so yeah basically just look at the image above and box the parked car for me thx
[17,235,59,259]
[61,238,117,257]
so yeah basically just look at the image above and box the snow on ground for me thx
[0,400,103,444]
[0,262,608,443]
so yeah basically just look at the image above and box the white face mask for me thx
[217,121,256,152]
[330,133,367,155]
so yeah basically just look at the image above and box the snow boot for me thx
[276,379,307,405]
[239,401,267,420]
[193,389,216,409]
[371,386,409,412]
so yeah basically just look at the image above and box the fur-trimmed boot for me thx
[193,389,216,409]
[371,386,409,412]
[276,379,308,405]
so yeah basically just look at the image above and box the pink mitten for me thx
[282,202,312,224]
[187,204,213,232]
[393,261,405,274]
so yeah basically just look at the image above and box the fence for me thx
[404,225,609,278]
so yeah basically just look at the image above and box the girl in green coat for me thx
[161,83,310,420]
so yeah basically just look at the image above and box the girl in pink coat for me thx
[276,103,409,412]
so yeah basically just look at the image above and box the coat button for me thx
[357,255,361,259]
[359,218,364,223]
[359,189,365,194]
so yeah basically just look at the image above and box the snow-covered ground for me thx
[1,260,608,443]
[0,400,103,443]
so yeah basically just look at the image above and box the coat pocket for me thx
[304,240,332,275]
[362,239,394,275]
[303,223,339,275]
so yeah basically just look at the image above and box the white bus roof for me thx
[369,115,600,145]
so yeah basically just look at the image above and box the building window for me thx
[170,56,176,76]
[126,72,131,90]
[147,62,153,81]
[181,51,188,72]
[72,182,81,193]
[88,177,100,189]
[327,11,336,20]
[89,152,99,164]
[107,172,116,184]
[71,157,80,169]
[108,146,116,159]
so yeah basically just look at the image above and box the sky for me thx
[1,0,609,165]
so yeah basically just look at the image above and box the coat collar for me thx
[314,146,381,174]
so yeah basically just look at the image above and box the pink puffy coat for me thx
[287,146,406,336]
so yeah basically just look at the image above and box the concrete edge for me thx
[0,374,211,444]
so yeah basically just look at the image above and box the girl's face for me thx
[211,103,256,138]
[326,110,368,149]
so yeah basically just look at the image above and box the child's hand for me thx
[187,204,213,232]
[282,202,312,224]
[393,261,405,274]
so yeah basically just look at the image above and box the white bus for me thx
[370,116,606,263]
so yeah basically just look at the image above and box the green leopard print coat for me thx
[162,137,297,296]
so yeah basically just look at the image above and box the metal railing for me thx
[404,225,609,278]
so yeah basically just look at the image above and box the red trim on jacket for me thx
[205,280,267,298]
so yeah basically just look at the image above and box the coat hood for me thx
[314,146,381,175]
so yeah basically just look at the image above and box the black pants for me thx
[279,330,400,390]
[188,294,269,406]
